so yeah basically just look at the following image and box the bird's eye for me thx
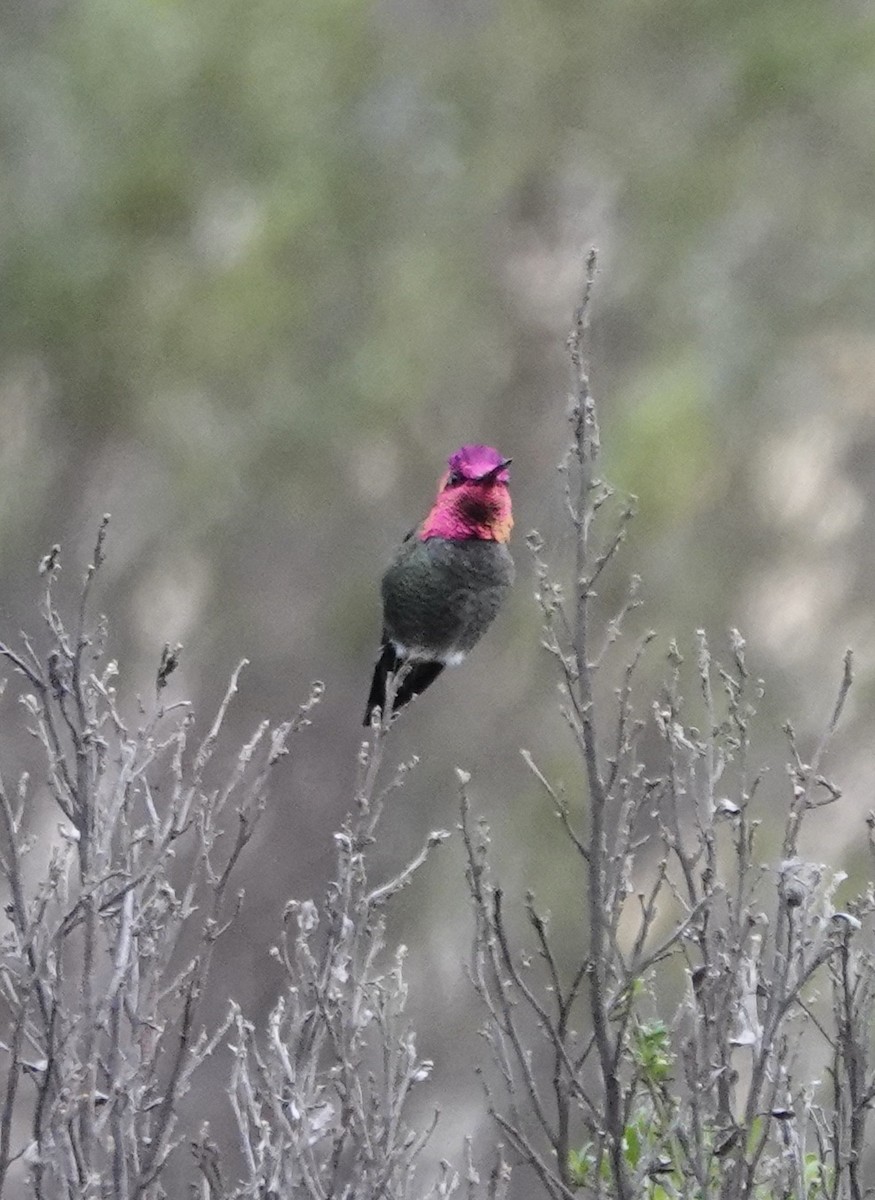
[447,470,464,487]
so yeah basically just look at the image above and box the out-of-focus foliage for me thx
[3,0,875,1185]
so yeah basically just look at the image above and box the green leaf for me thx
[567,1146,593,1187]
[745,1115,764,1158]
[632,1019,674,1083]
[623,1122,641,1169]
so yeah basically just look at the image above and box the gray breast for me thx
[382,538,514,659]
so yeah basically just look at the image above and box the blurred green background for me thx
[4,0,875,1184]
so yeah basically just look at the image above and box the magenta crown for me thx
[448,444,512,484]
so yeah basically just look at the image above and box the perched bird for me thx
[364,444,514,724]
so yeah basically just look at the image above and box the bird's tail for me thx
[363,643,445,725]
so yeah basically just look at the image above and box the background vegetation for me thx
[3,0,875,1192]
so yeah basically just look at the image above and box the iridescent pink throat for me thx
[418,482,513,543]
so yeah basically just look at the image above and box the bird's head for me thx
[441,444,512,491]
[420,444,514,542]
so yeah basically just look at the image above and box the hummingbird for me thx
[364,444,514,724]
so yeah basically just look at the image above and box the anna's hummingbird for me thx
[364,444,514,724]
